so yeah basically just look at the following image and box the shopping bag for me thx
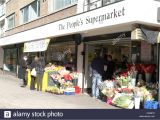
[31,68,37,77]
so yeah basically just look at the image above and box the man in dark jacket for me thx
[18,55,28,87]
[91,54,106,99]
[105,55,115,80]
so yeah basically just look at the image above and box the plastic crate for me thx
[144,101,159,109]
[64,92,75,95]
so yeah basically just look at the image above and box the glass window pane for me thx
[21,0,40,24]
[4,48,17,72]
[53,0,77,11]
[30,0,38,21]
[22,7,29,23]
[7,14,15,29]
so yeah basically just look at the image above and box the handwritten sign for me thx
[24,39,50,52]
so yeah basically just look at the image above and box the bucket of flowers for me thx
[140,64,156,83]
[116,71,131,88]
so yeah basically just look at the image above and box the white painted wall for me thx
[77,43,84,89]
[76,0,84,13]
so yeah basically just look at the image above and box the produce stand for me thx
[44,64,80,95]
[27,64,80,94]
[27,70,55,91]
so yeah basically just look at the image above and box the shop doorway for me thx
[84,39,132,93]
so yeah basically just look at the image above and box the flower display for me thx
[115,71,131,87]
[140,64,156,73]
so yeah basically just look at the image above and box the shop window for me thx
[7,13,15,30]
[103,0,122,6]
[20,0,40,24]
[52,0,77,12]
[6,0,11,2]
[3,48,17,73]
[46,43,76,71]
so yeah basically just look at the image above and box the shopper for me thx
[30,56,38,90]
[91,53,106,99]
[121,55,128,70]
[30,56,45,91]
[105,55,115,80]
[18,54,28,87]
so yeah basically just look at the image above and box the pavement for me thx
[0,71,118,109]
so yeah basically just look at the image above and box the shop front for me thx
[0,0,159,108]
[82,27,159,109]
[42,36,80,94]
[24,35,81,94]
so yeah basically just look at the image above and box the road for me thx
[0,72,118,109]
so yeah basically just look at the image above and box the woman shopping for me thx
[30,56,45,91]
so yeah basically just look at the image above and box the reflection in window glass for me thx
[3,48,17,72]
[7,14,15,29]
[21,0,40,24]
[53,0,77,11]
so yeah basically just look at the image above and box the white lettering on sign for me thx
[58,7,125,31]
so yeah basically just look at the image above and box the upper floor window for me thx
[7,13,15,29]
[20,0,40,24]
[6,0,11,3]
[53,0,77,11]
[84,0,123,12]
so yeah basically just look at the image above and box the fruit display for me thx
[45,63,79,95]
[45,86,64,95]
[45,64,64,72]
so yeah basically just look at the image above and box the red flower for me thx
[140,64,156,73]
[119,70,128,77]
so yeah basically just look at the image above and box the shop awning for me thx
[132,27,160,44]
[140,26,160,44]
[23,39,50,52]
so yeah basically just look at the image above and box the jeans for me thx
[92,70,102,98]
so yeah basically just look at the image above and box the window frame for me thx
[6,0,11,3]
[20,0,40,24]
[83,0,124,12]
[52,0,77,12]
[7,13,15,30]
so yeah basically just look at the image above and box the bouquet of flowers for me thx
[71,72,79,80]
[116,71,131,87]
[140,64,156,73]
